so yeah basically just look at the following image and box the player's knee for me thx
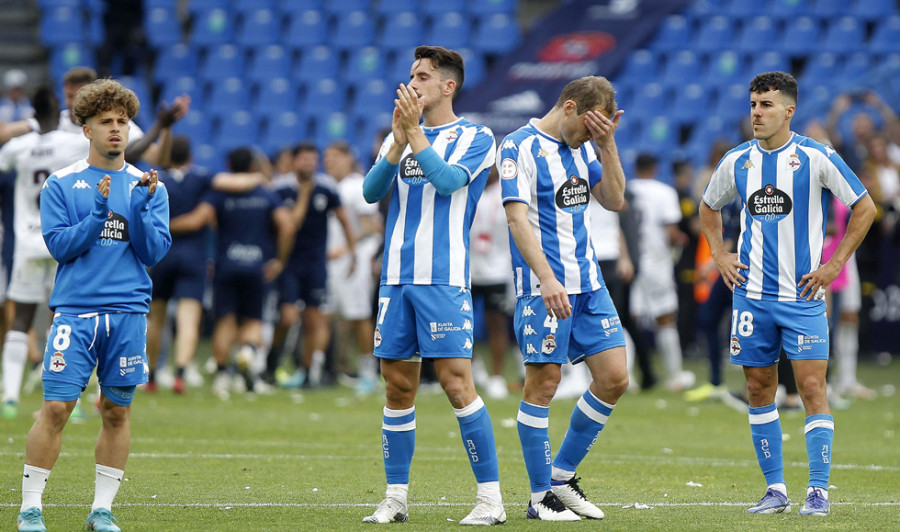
[40,401,75,428]
[796,374,826,398]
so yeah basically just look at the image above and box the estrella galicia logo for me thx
[400,154,427,185]
[99,211,129,243]
[748,184,792,222]
[555,175,589,214]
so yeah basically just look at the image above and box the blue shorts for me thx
[514,288,625,365]
[278,264,327,308]
[150,250,208,302]
[729,296,829,367]
[213,269,266,320]
[373,284,475,359]
[42,312,149,400]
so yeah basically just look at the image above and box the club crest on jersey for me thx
[49,352,66,372]
[730,336,741,357]
[445,128,458,142]
[400,154,427,185]
[541,334,557,354]
[500,158,517,179]
[555,175,589,214]
[373,328,382,348]
[787,153,801,171]
[99,211,130,243]
[748,185,792,222]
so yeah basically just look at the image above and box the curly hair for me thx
[749,71,798,104]
[71,79,139,126]
[554,76,618,117]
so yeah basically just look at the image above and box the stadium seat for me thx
[812,0,849,18]
[769,0,807,18]
[247,44,291,84]
[233,0,275,15]
[421,0,466,16]
[186,0,228,16]
[871,15,900,54]
[254,77,298,114]
[294,45,339,85]
[172,109,212,145]
[637,116,676,157]
[473,14,520,55]
[119,76,154,127]
[714,83,749,122]
[694,16,734,54]
[261,111,308,154]
[671,83,709,126]
[302,78,347,119]
[323,0,369,15]
[349,78,394,117]
[200,44,245,82]
[153,44,197,85]
[628,82,668,122]
[661,50,702,87]
[468,0,516,16]
[41,7,84,46]
[802,52,841,84]
[214,110,259,152]
[386,47,418,82]
[377,0,418,15]
[426,12,471,50]
[820,17,864,53]
[779,16,821,57]
[235,8,281,47]
[284,10,327,51]
[648,15,691,52]
[841,52,872,80]
[683,0,725,18]
[737,16,777,54]
[190,8,233,46]
[50,43,95,83]
[381,11,423,53]
[159,75,203,107]
[751,51,789,75]
[192,142,222,171]
[144,0,178,8]
[279,0,323,13]
[344,47,388,88]
[853,0,897,21]
[459,47,486,88]
[704,50,746,87]
[207,77,251,115]
[145,7,182,49]
[314,112,351,150]
[618,50,658,84]
[725,0,769,18]
[331,10,376,51]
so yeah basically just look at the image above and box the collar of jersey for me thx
[527,118,565,146]
[421,117,464,132]
[752,132,796,155]
[87,162,128,173]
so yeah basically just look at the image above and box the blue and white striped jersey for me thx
[703,132,868,302]
[499,119,605,298]
[376,117,495,288]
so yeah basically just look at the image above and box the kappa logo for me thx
[460,300,471,312]
[502,139,516,151]
[742,160,754,170]
[462,319,473,330]
[73,179,91,190]
[526,344,538,355]
[463,338,473,350]
[523,324,537,336]
[522,305,536,317]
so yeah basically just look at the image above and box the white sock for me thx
[385,483,409,504]
[476,480,502,505]
[21,465,51,512]
[768,482,787,496]
[531,490,548,506]
[2,330,29,403]
[92,464,124,511]
[551,465,575,482]
[834,322,859,390]
[359,353,377,379]
[657,325,683,378]
[808,486,829,500]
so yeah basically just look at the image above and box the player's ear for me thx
[785,104,796,120]
[443,78,456,97]
[563,100,577,115]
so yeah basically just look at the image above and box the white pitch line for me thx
[1,501,899,508]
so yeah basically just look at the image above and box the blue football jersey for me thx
[703,133,868,302]
[273,179,341,271]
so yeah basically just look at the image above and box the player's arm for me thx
[333,205,357,275]
[125,95,190,165]
[264,206,294,282]
[170,202,215,233]
[0,118,37,144]
[212,171,267,192]
[41,176,109,263]
[699,201,747,291]
[615,226,634,283]
[504,200,572,320]
[288,179,313,229]
[798,193,876,300]
[129,170,172,266]
[587,110,626,211]
[364,108,408,203]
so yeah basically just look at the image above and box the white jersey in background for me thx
[0,130,89,259]
[589,200,620,262]
[628,177,681,277]
[470,179,511,286]
[58,109,145,142]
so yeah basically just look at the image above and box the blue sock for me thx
[804,414,834,490]
[552,390,613,473]
[517,401,551,493]
[454,396,499,483]
[748,403,785,487]
[382,406,416,484]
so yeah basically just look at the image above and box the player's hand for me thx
[97,175,110,198]
[263,258,284,282]
[539,276,572,320]
[391,106,408,146]
[616,255,634,284]
[140,169,159,194]
[712,252,747,292]
[586,109,623,147]
[395,83,423,132]
[798,261,840,301]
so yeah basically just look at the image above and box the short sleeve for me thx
[498,135,533,206]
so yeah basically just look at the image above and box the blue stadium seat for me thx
[779,16,821,57]
[714,83,749,122]
[618,50,658,84]
[254,77,298,114]
[350,79,394,118]
[421,0,466,16]
[871,15,900,54]
[192,142,223,171]
[331,10,375,51]
[159,76,203,107]
[628,82,668,122]
[377,0,418,15]
[737,16,777,53]
[381,11,423,52]
[41,7,84,46]
[284,10,327,51]
[314,112,351,150]
[172,109,212,145]
[459,47,486,88]
[841,52,872,80]
[473,14,520,55]
[387,47,417,82]
[119,76,154,127]
[344,47,388,88]
[751,51,789,75]
[426,12,471,50]
[683,0,725,18]
[294,45,339,85]
[190,8,233,46]
[247,44,291,83]
[234,0,275,15]
[279,0,323,14]
[302,78,347,119]
[648,15,691,52]
[86,6,105,47]
[186,0,228,15]
[725,0,769,18]
[813,0,849,18]
[661,50,702,87]
[200,45,245,82]
[468,0,516,16]
[704,51,746,87]
[207,77,251,115]
[769,0,807,18]
[637,116,676,157]
[214,110,260,152]
[50,43,95,83]
[153,43,197,85]
[853,0,897,21]
[802,52,841,84]
[323,0,369,15]
[144,0,178,8]
[236,8,281,47]
[694,16,734,54]
[145,7,182,49]
[261,111,308,154]
[671,83,709,126]
[820,17,864,53]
